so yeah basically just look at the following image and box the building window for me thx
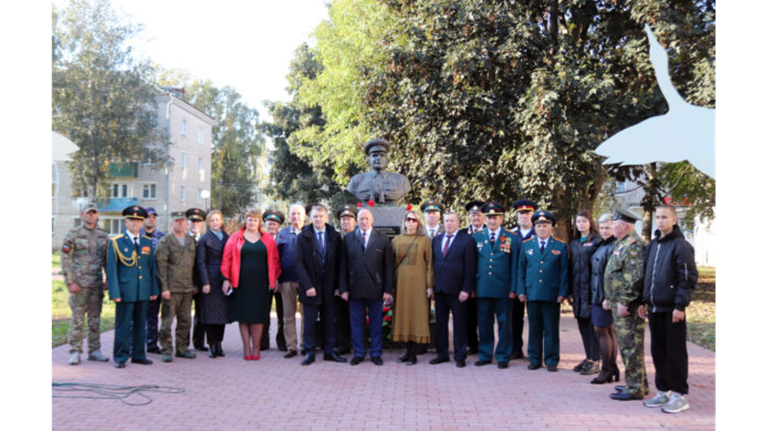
[182,120,188,136]
[111,183,130,198]
[73,217,82,228]
[102,218,122,234]
[198,158,205,182]
[198,188,203,204]
[198,129,204,143]
[181,185,186,202]
[142,184,157,199]
[181,152,187,180]
[617,181,626,193]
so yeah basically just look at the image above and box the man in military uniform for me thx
[604,208,649,401]
[347,139,412,204]
[263,209,287,352]
[421,200,445,240]
[517,210,569,372]
[156,211,199,362]
[461,200,485,355]
[334,204,358,355]
[462,201,486,236]
[509,199,538,359]
[472,202,519,369]
[187,208,208,352]
[107,205,159,368]
[61,201,110,365]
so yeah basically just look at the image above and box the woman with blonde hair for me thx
[391,210,434,365]
[221,210,281,360]
[196,210,230,358]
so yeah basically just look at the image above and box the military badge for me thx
[552,250,561,255]
[527,249,533,255]
[61,244,71,253]
[141,246,151,255]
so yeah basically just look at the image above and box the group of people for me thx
[61,194,697,414]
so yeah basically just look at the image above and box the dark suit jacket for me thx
[107,232,159,302]
[338,227,393,300]
[294,224,342,305]
[432,230,477,295]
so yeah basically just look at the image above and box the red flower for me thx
[383,315,392,322]
[366,318,370,324]
[357,202,363,208]
[406,204,412,211]
[367,200,375,207]
[383,306,390,312]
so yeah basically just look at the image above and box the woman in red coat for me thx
[221,209,281,360]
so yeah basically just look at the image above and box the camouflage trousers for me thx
[612,305,649,397]
[68,286,104,354]
[159,292,194,355]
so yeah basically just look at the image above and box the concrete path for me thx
[52,314,715,430]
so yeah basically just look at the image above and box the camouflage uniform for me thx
[155,233,198,354]
[61,225,109,354]
[604,231,649,398]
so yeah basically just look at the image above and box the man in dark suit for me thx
[106,205,159,368]
[339,208,393,366]
[430,211,477,368]
[294,204,347,365]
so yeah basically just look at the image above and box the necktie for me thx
[490,232,496,248]
[362,231,367,249]
[134,236,140,252]
[540,240,546,254]
[442,234,453,258]
[317,232,325,256]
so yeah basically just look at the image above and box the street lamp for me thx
[201,189,210,211]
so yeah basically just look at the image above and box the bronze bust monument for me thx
[347,139,412,204]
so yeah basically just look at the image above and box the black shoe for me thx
[509,351,524,360]
[146,345,161,354]
[209,348,217,358]
[301,354,315,366]
[397,352,410,363]
[615,385,628,392]
[498,361,509,369]
[217,344,226,357]
[404,356,417,366]
[284,350,298,359]
[468,348,479,356]
[334,347,351,355]
[194,345,209,352]
[610,392,643,401]
[323,353,348,363]
[371,357,383,366]
[429,357,450,365]
[115,362,126,369]
[131,358,153,365]
[527,363,542,370]
[301,349,306,355]
[474,359,492,367]
[350,356,364,366]
[456,360,466,368]
[573,359,589,372]
[591,369,612,384]
[547,364,558,372]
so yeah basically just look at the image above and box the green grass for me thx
[687,266,715,351]
[52,251,61,271]
[52,275,116,348]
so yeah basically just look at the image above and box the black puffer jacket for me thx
[569,233,602,319]
[642,225,698,313]
[590,236,616,305]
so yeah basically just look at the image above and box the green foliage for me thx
[52,0,170,199]
[659,161,715,226]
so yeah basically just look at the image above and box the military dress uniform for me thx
[604,210,649,400]
[106,206,159,367]
[140,207,165,354]
[61,213,109,359]
[516,211,568,371]
[509,199,538,358]
[472,202,519,367]
[462,200,486,355]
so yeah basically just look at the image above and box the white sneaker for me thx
[662,392,690,413]
[68,351,81,365]
[643,391,670,408]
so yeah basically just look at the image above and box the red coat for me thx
[221,228,281,289]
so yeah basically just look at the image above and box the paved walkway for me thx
[52,314,715,430]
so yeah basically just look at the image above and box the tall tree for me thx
[53,0,169,198]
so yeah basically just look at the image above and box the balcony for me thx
[99,197,139,214]
[107,162,138,177]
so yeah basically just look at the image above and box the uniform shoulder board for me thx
[141,234,151,240]
[626,237,636,245]
[510,230,519,236]
[523,237,535,243]
[552,236,566,244]
[112,233,125,240]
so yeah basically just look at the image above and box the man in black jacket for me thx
[639,204,698,413]
[294,204,347,365]
[430,212,477,368]
[339,209,393,366]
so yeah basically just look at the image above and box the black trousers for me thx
[577,316,601,361]
[434,292,468,361]
[145,296,161,348]
[205,324,225,344]
[192,292,205,349]
[649,311,689,395]
[261,288,286,349]
[335,296,351,351]
[509,297,525,355]
[466,297,479,352]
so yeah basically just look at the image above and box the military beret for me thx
[82,200,99,213]
[305,202,328,215]
[145,206,158,216]
[612,208,640,223]
[512,199,538,213]
[262,209,285,225]
[533,210,556,225]
[481,201,506,216]
[186,208,206,221]
[122,205,148,220]
[336,204,358,219]
[464,200,485,214]
[420,200,445,213]
[363,138,391,156]
[170,211,187,220]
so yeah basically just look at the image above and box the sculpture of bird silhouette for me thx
[595,25,715,179]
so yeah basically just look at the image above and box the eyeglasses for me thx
[405,218,419,223]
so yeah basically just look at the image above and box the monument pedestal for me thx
[368,206,406,240]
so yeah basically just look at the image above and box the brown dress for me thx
[392,234,434,344]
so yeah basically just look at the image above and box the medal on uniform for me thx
[552,250,561,255]
[527,249,533,255]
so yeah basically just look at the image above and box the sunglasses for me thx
[405,217,419,222]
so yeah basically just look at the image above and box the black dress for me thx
[228,239,271,324]
[197,231,230,325]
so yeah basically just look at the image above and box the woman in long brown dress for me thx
[391,210,434,365]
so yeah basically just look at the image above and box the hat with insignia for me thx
[533,210,556,225]
[363,138,391,156]
[420,200,445,213]
[512,199,538,213]
[262,209,285,225]
[612,207,640,223]
[122,205,148,220]
[481,201,506,216]
[336,204,358,220]
[145,206,158,216]
[170,211,187,220]
[464,200,485,214]
[81,200,99,213]
[186,208,206,222]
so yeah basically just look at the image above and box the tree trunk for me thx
[641,163,659,242]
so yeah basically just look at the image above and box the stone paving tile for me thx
[53,313,714,430]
